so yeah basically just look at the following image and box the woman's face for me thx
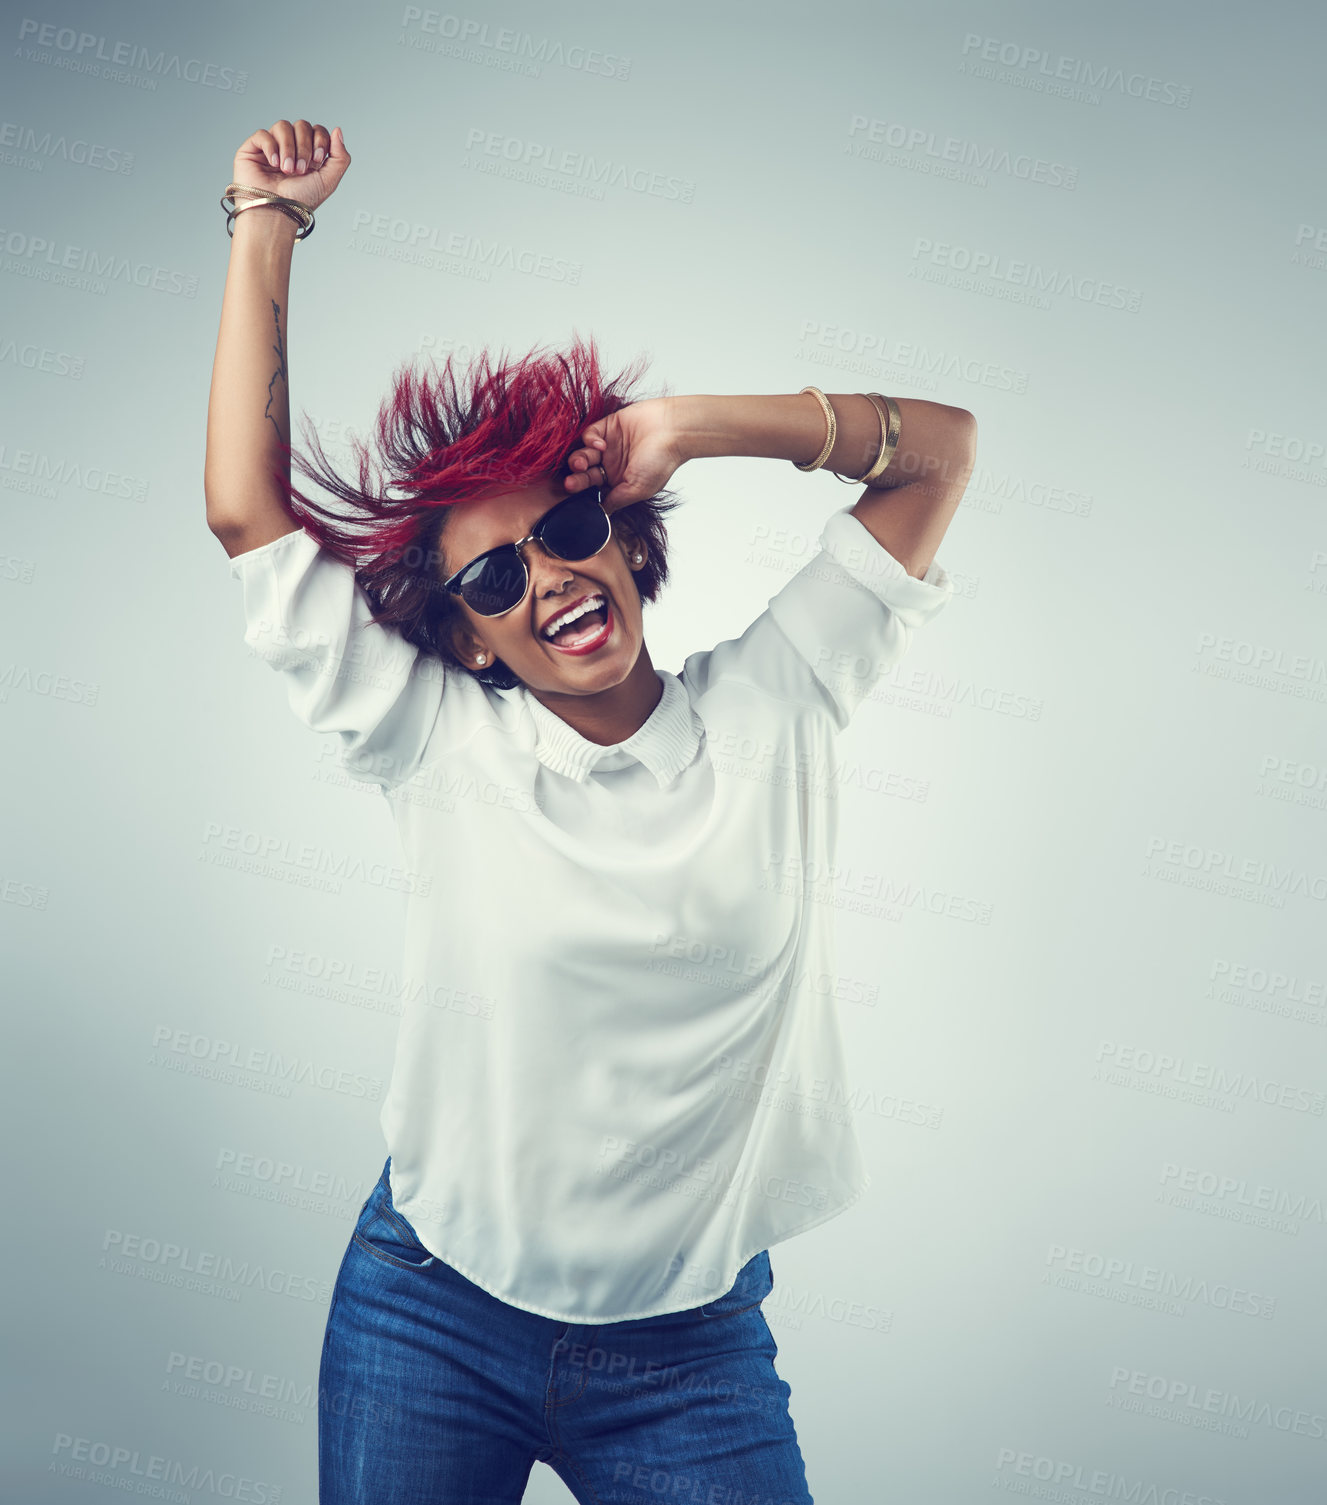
[441,476,649,696]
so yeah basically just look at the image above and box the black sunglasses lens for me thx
[460,549,525,616]
[540,491,612,560]
[455,491,611,617]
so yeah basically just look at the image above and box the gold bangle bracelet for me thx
[832,394,887,483]
[858,393,901,484]
[224,182,313,223]
[792,386,836,472]
[221,183,316,241]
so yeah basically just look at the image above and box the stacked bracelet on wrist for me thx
[221,183,316,241]
[793,385,901,485]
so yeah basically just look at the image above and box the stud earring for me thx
[633,552,642,564]
[476,653,487,664]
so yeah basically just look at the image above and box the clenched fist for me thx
[231,119,351,212]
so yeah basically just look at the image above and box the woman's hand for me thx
[231,120,351,212]
[563,397,687,512]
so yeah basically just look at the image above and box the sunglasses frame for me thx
[441,486,615,619]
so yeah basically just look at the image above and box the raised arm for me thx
[570,391,967,729]
[670,392,975,580]
[204,120,350,559]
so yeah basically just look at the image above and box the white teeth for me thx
[542,595,605,639]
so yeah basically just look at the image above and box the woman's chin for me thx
[520,633,641,694]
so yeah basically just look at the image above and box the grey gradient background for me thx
[2,0,1325,1500]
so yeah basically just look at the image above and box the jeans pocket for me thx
[351,1164,436,1271]
[700,1250,773,1318]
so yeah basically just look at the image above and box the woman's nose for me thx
[525,540,574,593]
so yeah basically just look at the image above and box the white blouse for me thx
[229,504,953,1322]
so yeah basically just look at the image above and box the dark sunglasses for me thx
[441,487,614,617]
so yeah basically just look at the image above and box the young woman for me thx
[206,119,976,1505]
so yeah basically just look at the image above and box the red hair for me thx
[269,330,681,686]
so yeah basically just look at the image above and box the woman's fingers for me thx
[292,119,314,173]
[569,444,603,469]
[563,465,606,490]
[244,129,277,169]
[255,119,341,177]
[269,120,297,173]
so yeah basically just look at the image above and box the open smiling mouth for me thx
[540,592,614,655]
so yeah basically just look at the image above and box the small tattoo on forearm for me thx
[264,298,288,443]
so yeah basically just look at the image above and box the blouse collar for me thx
[520,670,702,789]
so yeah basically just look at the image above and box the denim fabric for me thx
[318,1157,814,1504]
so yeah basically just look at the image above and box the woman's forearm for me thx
[673,390,976,579]
[204,207,301,538]
[674,391,971,494]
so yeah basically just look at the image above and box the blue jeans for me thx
[318,1157,815,1503]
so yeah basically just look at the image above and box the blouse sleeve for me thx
[228,526,449,791]
[682,505,955,730]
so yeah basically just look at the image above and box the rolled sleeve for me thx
[230,527,447,790]
[764,505,954,728]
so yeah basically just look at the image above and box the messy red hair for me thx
[271,331,681,687]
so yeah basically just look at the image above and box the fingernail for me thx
[313,148,324,166]
[282,156,293,173]
[268,153,278,168]
[296,158,307,173]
